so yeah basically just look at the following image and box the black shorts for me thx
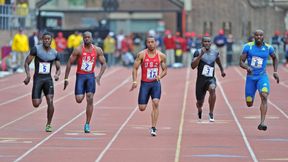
[32,76,54,99]
[195,77,216,101]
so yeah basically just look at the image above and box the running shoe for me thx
[257,124,267,131]
[150,127,157,136]
[198,110,202,120]
[209,113,215,122]
[45,124,52,132]
[84,123,90,133]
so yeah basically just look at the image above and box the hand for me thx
[129,82,137,92]
[221,71,226,77]
[63,80,69,90]
[246,66,252,75]
[156,75,161,81]
[54,75,59,81]
[273,72,280,84]
[200,47,207,55]
[95,76,101,86]
[23,76,30,85]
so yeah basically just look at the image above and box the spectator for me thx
[226,34,234,66]
[213,29,227,68]
[103,32,116,66]
[163,30,175,67]
[28,31,39,49]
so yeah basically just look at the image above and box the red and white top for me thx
[141,50,160,82]
[77,45,97,74]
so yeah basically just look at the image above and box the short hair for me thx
[42,31,53,38]
[254,29,264,35]
[146,35,156,41]
[83,31,92,37]
[202,36,211,42]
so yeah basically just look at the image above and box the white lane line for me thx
[14,75,130,162]
[216,74,258,162]
[234,67,288,119]
[0,83,24,92]
[174,67,191,162]
[0,68,120,129]
[94,106,138,162]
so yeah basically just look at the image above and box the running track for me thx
[0,65,287,162]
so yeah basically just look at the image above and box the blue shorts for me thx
[245,73,270,102]
[75,73,96,95]
[138,81,161,104]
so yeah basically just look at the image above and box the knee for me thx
[196,101,203,108]
[246,102,253,107]
[139,105,146,111]
[32,102,40,108]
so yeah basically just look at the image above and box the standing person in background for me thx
[240,29,279,131]
[163,30,175,67]
[130,36,167,136]
[55,32,68,64]
[214,29,227,68]
[23,32,61,132]
[11,28,29,72]
[103,32,116,67]
[28,30,39,49]
[64,31,107,133]
[226,34,234,66]
[191,36,226,122]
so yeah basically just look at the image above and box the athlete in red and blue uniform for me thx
[130,36,167,136]
[64,31,107,133]
[240,29,280,131]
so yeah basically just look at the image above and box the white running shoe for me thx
[150,127,157,136]
[209,113,215,122]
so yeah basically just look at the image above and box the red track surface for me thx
[0,65,287,162]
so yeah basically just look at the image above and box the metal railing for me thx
[0,4,34,30]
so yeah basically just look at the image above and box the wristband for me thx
[64,78,68,81]
[132,81,137,84]
[273,72,278,74]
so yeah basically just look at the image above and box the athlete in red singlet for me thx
[64,31,107,133]
[130,36,167,136]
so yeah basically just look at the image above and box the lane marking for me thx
[174,67,191,162]
[216,75,258,162]
[14,75,131,162]
[0,68,121,130]
[94,106,138,162]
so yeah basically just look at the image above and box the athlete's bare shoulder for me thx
[157,50,167,60]
[93,45,104,54]
[137,50,146,60]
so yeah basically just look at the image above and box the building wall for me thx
[189,0,286,39]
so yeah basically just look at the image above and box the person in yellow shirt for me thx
[16,0,29,28]
[103,32,116,66]
[11,28,29,71]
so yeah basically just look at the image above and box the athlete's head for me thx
[254,29,264,45]
[146,36,156,51]
[83,31,93,45]
[202,36,212,50]
[42,32,53,48]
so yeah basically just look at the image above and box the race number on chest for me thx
[202,65,214,77]
[251,56,263,68]
[81,60,93,72]
[147,68,158,80]
[39,62,51,74]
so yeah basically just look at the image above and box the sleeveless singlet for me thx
[141,50,160,82]
[76,45,97,74]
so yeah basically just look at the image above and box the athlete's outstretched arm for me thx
[23,47,36,85]
[54,60,61,81]
[130,52,143,91]
[191,48,205,69]
[216,57,225,77]
[64,47,80,90]
[239,53,252,74]
[270,53,280,83]
[157,53,167,81]
[96,47,107,86]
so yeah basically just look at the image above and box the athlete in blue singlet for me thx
[240,29,280,131]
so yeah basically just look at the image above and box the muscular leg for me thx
[85,93,94,124]
[75,94,85,103]
[208,84,216,114]
[45,94,54,125]
[151,99,160,128]
[259,92,268,127]
[32,99,42,108]
[139,104,147,112]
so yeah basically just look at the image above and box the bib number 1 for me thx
[147,68,158,80]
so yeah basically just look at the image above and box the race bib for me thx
[147,68,158,80]
[202,65,214,77]
[81,60,93,72]
[39,62,50,74]
[251,56,263,68]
